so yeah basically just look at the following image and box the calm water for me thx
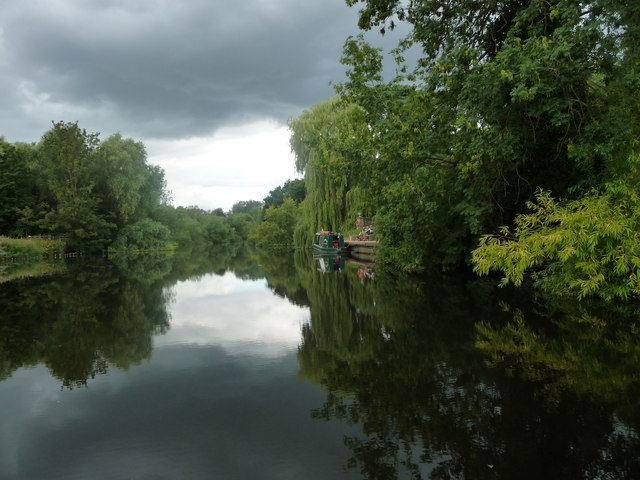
[0,248,639,479]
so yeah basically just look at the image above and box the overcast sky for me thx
[0,0,398,210]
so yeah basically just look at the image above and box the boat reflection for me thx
[314,254,345,273]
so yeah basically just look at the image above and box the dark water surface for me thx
[0,249,638,479]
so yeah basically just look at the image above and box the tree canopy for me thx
[289,0,640,293]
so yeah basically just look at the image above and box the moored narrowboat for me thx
[313,231,347,253]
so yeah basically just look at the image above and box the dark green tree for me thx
[250,198,300,250]
[228,200,263,241]
[91,133,150,227]
[262,178,306,212]
[0,139,36,235]
[110,218,171,251]
[37,121,115,251]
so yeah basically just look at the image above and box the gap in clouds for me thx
[147,120,302,211]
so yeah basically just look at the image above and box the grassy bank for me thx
[0,236,66,260]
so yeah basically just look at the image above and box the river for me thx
[0,248,638,479]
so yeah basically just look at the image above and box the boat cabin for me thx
[313,231,347,253]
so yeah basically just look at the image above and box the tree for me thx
[227,200,263,241]
[229,200,263,220]
[262,179,306,212]
[473,161,640,301]
[289,98,372,247]
[283,178,306,204]
[251,198,300,250]
[262,186,285,212]
[110,218,171,251]
[92,133,149,227]
[137,164,171,219]
[37,121,115,251]
[0,139,36,235]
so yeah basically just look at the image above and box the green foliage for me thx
[289,98,372,247]
[92,133,150,226]
[110,218,171,252]
[250,198,299,250]
[262,178,306,212]
[285,0,640,277]
[227,212,258,241]
[0,139,36,235]
[229,200,262,219]
[36,122,116,251]
[0,123,189,252]
[157,205,236,246]
[227,201,263,241]
[473,171,640,301]
[0,121,268,254]
[41,192,116,252]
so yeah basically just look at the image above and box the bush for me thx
[110,219,171,252]
[472,178,640,301]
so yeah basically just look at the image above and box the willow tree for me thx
[288,97,372,247]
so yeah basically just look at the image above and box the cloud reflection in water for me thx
[155,272,310,358]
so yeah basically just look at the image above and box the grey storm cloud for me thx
[0,0,372,141]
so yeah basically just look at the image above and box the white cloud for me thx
[147,120,301,210]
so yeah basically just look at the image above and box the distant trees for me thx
[0,122,267,253]
[247,178,307,251]
[156,205,238,247]
[262,179,306,212]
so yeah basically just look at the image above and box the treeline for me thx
[287,0,640,300]
[0,122,264,253]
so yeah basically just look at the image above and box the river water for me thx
[0,249,638,479]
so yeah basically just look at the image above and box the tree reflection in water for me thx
[284,251,640,479]
[0,256,171,388]
[1,248,639,478]
[0,245,246,389]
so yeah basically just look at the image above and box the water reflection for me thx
[0,246,260,389]
[314,253,345,273]
[0,256,170,388]
[157,272,308,357]
[0,249,360,480]
[0,248,639,479]
[275,252,640,479]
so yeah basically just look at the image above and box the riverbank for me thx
[0,236,66,282]
[0,236,66,261]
